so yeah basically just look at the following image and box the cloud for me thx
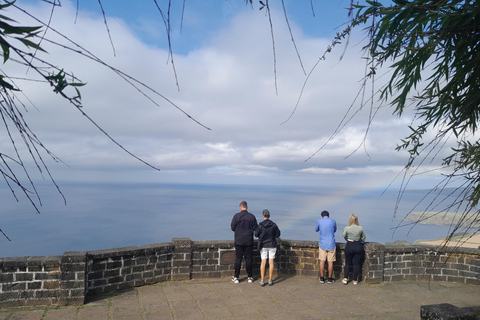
[1,1,449,187]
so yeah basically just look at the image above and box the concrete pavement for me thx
[0,276,479,319]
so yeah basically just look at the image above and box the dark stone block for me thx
[134,257,149,265]
[60,280,83,289]
[194,259,207,266]
[0,273,14,282]
[144,264,155,271]
[19,291,35,299]
[27,266,43,272]
[87,271,104,280]
[132,279,146,287]
[62,252,87,264]
[27,281,42,290]
[36,290,60,299]
[104,270,120,278]
[442,269,459,276]
[431,275,447,281]
[90,263,107,272]
[106,261,122,269]
[390,275,405,281]
[122,268,133,275]
[123,259,134,267]
[59,296,85,306]
[86,287,103,296]
[103,284,120,293]
[15,273,33,282]
[172,259,191,267]
[0,298,25,308]
[133,266,145,273]
[201,265,216,272]
[193,240,233,249]
[465,278,480,285]
[3,257,28,269]
[107,276,123,284]
[403,274,419,281]
[171,274,190,281]
[172,238,193,248]
[92,279,107,287]
[4,282,26,291]
[117,282,135,291]
[421,303,480,320]
[0,291,20,302]
[61,272,77,281]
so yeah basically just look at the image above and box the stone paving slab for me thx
[0,276,478,319]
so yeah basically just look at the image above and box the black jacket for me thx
[255,219,281,249]
[231,210,258,245]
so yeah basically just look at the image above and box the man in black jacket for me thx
[231,201,258,284]
[255,209,281,286]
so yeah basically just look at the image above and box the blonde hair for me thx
[348,214,359,226]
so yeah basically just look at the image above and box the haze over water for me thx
[1,182,457,257]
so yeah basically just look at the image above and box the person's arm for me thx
[254,224,262,238]
[315,221,319,233]
[231,216,236,232]
[276,225,281,238]
[343,227,348,241]
[361,228,366,243]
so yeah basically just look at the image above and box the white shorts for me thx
[260,247,277,260]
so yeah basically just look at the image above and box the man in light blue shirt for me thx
[315,210,337,284]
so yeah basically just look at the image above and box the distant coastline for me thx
[400,211,480,227]
[397,211,480,248]
[413,233,480,249]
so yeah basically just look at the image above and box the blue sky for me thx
[2,0,452,192]
[78,1,353,51]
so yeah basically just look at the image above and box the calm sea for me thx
[0,182,458,257]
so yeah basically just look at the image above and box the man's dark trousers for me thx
[234,244,253,278]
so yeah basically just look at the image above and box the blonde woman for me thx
[342,214,366,285]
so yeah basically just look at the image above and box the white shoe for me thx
[232,276,239,284]
[342,278,348,285]
[353,280,358,285]
[248,277,254,283]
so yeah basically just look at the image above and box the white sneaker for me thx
[248,277,254,283]
[342,278,348,285]
[232,276,239,284]
[353,280,358,285]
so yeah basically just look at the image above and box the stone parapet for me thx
[85,242,173,296]
[0,256,62,308]
[421,303,480,319]
[0,238,478,308]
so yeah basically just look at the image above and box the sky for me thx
[2,0,454,195]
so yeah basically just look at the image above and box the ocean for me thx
[0,182,459,257]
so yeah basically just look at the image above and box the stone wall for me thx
[85,242,173,297]
[381,244,480,284]
[0,254,85,308]
[0,238,478,308]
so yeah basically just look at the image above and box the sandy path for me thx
[415,233,480,249]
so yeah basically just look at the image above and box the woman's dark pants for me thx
[344,241,364,281]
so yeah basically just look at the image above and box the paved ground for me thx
[0,276,479,319]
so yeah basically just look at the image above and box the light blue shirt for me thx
[315,216,337,251]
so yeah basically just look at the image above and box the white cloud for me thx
[0,1,449,188]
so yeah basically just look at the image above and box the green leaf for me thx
[15,37,46,52]
[0,36,10,63]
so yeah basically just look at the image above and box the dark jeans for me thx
[234,244,254,278]
[344,241,364,281]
